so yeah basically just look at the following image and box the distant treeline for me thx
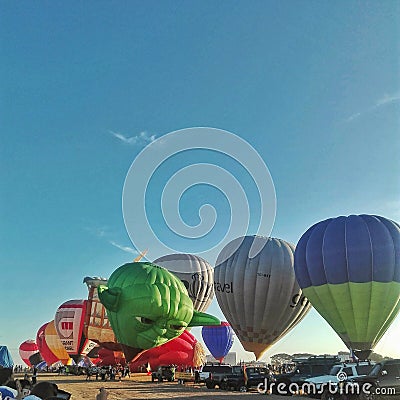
[270,352,392,364]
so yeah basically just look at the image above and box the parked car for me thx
[201,364,236,389]
[339,359,400,399]
[272,355,341,395]
[151,366,175,382]
[304,361,375,399]
[221,366,271,392]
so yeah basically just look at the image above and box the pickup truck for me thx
[202,365,236,389]
[220,367,270,392]
[338,359,400,399]
[305,361,375,399]
[200,364,233,389]
[199,364,232,382]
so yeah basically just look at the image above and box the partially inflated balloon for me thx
[44,321,71,365]
[98,262,220,362]
[36,323,59,366]
[83,277,118,351]
[54,300,98,361]
[153,254,214,312]
[95,348,126,366]
[19,340,40,367]
[294,214,400,359]
[0,346,13,368]
[131,330,205,370]
[215,236,311,360]
[202,322,234,363]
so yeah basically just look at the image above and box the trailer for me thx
[175,371,195,384]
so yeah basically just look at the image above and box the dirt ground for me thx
[19,373,307,400]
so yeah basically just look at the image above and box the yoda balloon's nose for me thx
[98,262,220,362]
[153,324,167,336]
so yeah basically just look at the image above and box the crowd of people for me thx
[12,366,29,374]
[85,365,131,381]
[0,365,109,400]
[269,363,295,374]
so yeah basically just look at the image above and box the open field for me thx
[16,373,307,400]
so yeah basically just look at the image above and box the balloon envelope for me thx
[36,323,59,366]
[28,352,43,367]
[97,262,220,362]
[202,322,234,362]
[42,321,71,365]
[153,254,214,312]
[96,348,126,366]
[19,340,40,367]
[83,278,119,351]
[0,346,14,368]
[214,236,311,360]
[54,300,97,361]
[130,330,205,370]
[294,214,400,359]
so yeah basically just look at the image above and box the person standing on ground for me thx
[31,366,38,385]
[194,370,200,384]
[86,367,92,381]
[96,387,108,400]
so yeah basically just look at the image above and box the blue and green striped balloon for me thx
[294,215,400,359]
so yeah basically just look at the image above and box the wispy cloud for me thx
[109,130,156,145]
[376,92,400,107]
[345,91,400,122]
[345,112,362,122]
[85,226,138,254]
[109,240,138,255]
[84,226,109,238]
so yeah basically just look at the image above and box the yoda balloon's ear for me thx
[98,285,122,312]
[188,310,220,327]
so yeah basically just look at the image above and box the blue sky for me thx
[1,1,399,365]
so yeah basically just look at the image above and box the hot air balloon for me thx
[153,254,214,312]
[95,348,126,366]
[82,248,166,350]
[36,321,71,366]
[98,262,220,362]
[54,300,98,362]
[0,346,14,368]
[19,340,42,367]
[214,236,311,360]
[36,323,59,366]
[130,330,206,371]
[83,277,119,351]
[44,320,71,365]
[294,214,400,360]
[202,322,234,363]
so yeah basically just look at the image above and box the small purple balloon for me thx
[202,322,234,362]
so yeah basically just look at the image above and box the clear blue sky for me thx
[1,1,399,365]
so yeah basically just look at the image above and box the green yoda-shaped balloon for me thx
[98,262,220,361]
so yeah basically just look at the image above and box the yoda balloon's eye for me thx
[170,324,185,330]
[136,316,154,325]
